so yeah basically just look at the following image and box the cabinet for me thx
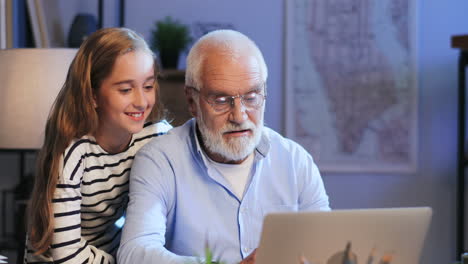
[452,34,468,258]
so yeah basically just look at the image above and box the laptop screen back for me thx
[256,207,432,264]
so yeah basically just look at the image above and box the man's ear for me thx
[185,86,197,117]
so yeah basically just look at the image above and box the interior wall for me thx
[123,0,285,131]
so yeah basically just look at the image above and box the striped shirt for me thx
[25,121,172,264]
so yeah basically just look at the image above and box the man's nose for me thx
[228,97,248,124]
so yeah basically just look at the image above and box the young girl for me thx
[25,27,171,263]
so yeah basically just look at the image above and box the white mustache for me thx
[220,122,256,134]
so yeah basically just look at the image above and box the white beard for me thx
[197,105,263,162]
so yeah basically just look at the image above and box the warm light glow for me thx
[0,48,77,149]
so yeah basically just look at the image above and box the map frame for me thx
[283,0,418,173]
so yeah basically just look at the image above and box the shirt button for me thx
[244,247,249,252]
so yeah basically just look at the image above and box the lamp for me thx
[0,48,77,255]
[0,48,77,150]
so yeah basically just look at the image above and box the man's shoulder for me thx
[139,119,193,154]
[264,127,304,149]
[264,127,313,163]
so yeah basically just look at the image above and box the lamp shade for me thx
[0,48,77,149]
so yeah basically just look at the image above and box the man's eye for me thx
[214,96,230,105]
[144,85,154,90]
[244,92,258,101]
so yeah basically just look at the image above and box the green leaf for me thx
[150,16,192,54]
[205,246,213,264]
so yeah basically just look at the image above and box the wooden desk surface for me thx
[452,34,468,49]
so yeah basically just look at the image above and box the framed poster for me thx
[284,0,418,173]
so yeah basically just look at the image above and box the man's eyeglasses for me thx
[188,85,266,113]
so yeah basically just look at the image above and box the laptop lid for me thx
[256,207,432,264]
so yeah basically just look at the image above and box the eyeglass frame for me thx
[187,83,267,113]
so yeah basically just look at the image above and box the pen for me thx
[343,241,356,264]
[366,247,376,264]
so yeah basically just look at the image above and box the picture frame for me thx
[284,0,418,173]
[0,0,6,49]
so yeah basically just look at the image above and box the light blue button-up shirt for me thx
[118,119,330,264]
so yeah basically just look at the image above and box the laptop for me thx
[256,207,432,264]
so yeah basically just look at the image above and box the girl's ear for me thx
[185,86,197,117]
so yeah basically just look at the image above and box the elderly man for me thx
[118,30,330,264]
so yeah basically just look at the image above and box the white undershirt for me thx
[205,152,255,200]
[194,122,255,200]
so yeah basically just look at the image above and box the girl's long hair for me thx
[28,27,163,254]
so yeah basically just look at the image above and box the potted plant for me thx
[150,16,192,69]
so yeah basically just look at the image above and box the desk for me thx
[0,188,15,249]
[452,34,468,258]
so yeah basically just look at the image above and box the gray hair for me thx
[185,29,268,89]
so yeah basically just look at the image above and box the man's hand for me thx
[239,249,257,264]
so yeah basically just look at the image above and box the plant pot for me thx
[160,50,180,69]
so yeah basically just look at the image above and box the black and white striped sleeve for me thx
[50,146,114,264]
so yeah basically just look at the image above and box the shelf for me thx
[159,69,185,81]
[452,35,468,49]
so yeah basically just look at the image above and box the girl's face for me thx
[94,50,156,143]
